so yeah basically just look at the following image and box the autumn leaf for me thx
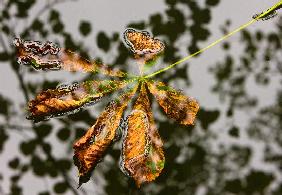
[123,28,165,64]
[14,28,199,187]
[14,38,126,77]
[147,80,199,125]
[121,83,165,187]
[28,80,128,122]
[73,86,138,186]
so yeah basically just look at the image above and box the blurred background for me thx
[0,0,282,194]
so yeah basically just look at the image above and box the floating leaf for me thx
[147,80,199,125]
[13,38,126,77]
[121,83,165,187]
[73,86,138,186]
[123,28,165,63]
[28,80,128,122]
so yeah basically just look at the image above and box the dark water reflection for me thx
[0,0,282,194]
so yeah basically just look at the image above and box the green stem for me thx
[144,1,281,79]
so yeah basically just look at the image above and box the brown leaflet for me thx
[123,28,165,63]
[13,38,126,77]
[73,85,138,186]
[28,80,128,122]
[147,80,199,125]
[121,83,165,187]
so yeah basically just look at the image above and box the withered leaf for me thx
[121,83,165,187]
[14,38,126,77]
[14,28,201,187]
[73,86,138,185]
[123,28,165,63]
[28,80,128,122]
[147,80,199,125]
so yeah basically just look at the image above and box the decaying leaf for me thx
[147,80,199,125]
[121,83,165,187]
[28,80,128,122]
[123,28,165,63]
[13,38,126,77]
[73,86,138,185]
[15,28,200,187]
